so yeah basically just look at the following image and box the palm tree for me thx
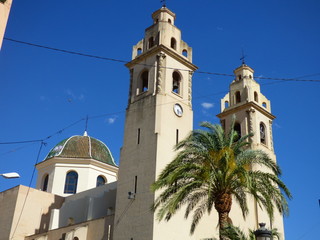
[220,224,280,240]
[151,121,291,240]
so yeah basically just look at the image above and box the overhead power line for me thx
[4,37,320,83]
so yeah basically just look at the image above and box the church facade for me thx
[0,6,285,240]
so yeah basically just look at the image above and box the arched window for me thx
[254,92,258,102]
[235,91,241,104]
[238,75,242,81]
[224,101,229,108]
[64,171,78,194]
[182,49,188,57]
[140,71,149,93]
[137,48,142,56]
[171,37,177,50]
[262,102,267,108]
[148,37,154,49]
[168,19,172,24]
[42,174,49,192]
[73,237,79,240]
[234,122,241,140]
[96,175,106,187]
[260,123,266,144]
[172,71,181,94]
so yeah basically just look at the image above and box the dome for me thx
[45,132,117,166]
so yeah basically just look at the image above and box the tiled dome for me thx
[45,132,117,166]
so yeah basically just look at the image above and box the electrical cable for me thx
[4,37,320,83]
[10,141,45,240]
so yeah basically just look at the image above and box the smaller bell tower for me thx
[217,63,285,236]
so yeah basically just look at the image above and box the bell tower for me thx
[217,63,285,236]
[113,6,197,240]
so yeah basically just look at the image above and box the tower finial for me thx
[84,115,89,136]
[240,49,247,65]
[160,0,166,7]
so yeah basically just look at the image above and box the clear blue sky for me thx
[1,1,319,239]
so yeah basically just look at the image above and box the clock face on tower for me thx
[173,103,183,117]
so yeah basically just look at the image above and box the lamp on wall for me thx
[0,172,20,179]
[254,223,272,240]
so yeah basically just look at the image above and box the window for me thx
[42,174,49,192]
[254,92,258,102]
[176,129,179,145]
[134,176,137,193]
[235,91,241,104]
[182,49,188,57]
[238,75,242,81]
[172,71,181,94]
[64,171,78,194]
[168,19,172,24]
[148,37,154,49]
[262,102,267,108]
[171,37,177,50]
[137,48,142,55]
[140,71,148,93]
[96,175,106,187]
[260,123,266,144]
[234,123,241,140]
[224,101,229,108]
[137,128,140,144]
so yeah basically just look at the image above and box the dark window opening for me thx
[235,91,241,104]
[64,171,78,194]
[96,175,106,187]
[148,37,154,49]
[171,37,177,50]
[224,101,229,108]
[234,123,241,140]
[221,120,226,131]
[42,174,49,192]
[238,75,242,80]
[137,48,142,55]
[172,71,181,94]
[134,176,137,193]
[254,92,258,102]
[182,49,188,57]
[168,19,172,24]
[176,129,179,145]
[137,128,140,144]
[262,102,267,108]
[260,123,266,144]
[141,71,149,92]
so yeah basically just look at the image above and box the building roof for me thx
[44,133,117,166]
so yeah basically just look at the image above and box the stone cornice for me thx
[36,157,119,174]
[125,44,198,71]
[217,101,276,120]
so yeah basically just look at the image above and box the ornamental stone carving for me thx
[156,53,166,94]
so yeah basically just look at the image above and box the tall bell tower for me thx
[217,63,285,237]
[113,6,198,240]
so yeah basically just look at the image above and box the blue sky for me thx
[1,1,319,239]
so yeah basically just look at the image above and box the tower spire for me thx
[160,0,166,7]
[240,49,247,65]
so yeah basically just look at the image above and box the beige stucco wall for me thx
[26,215,115,240]
[0,0,12,49]
[0,185,64,240]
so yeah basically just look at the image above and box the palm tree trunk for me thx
[215,193,232,240]
[218,211,230,240]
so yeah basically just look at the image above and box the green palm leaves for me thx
[151,121,291,238]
